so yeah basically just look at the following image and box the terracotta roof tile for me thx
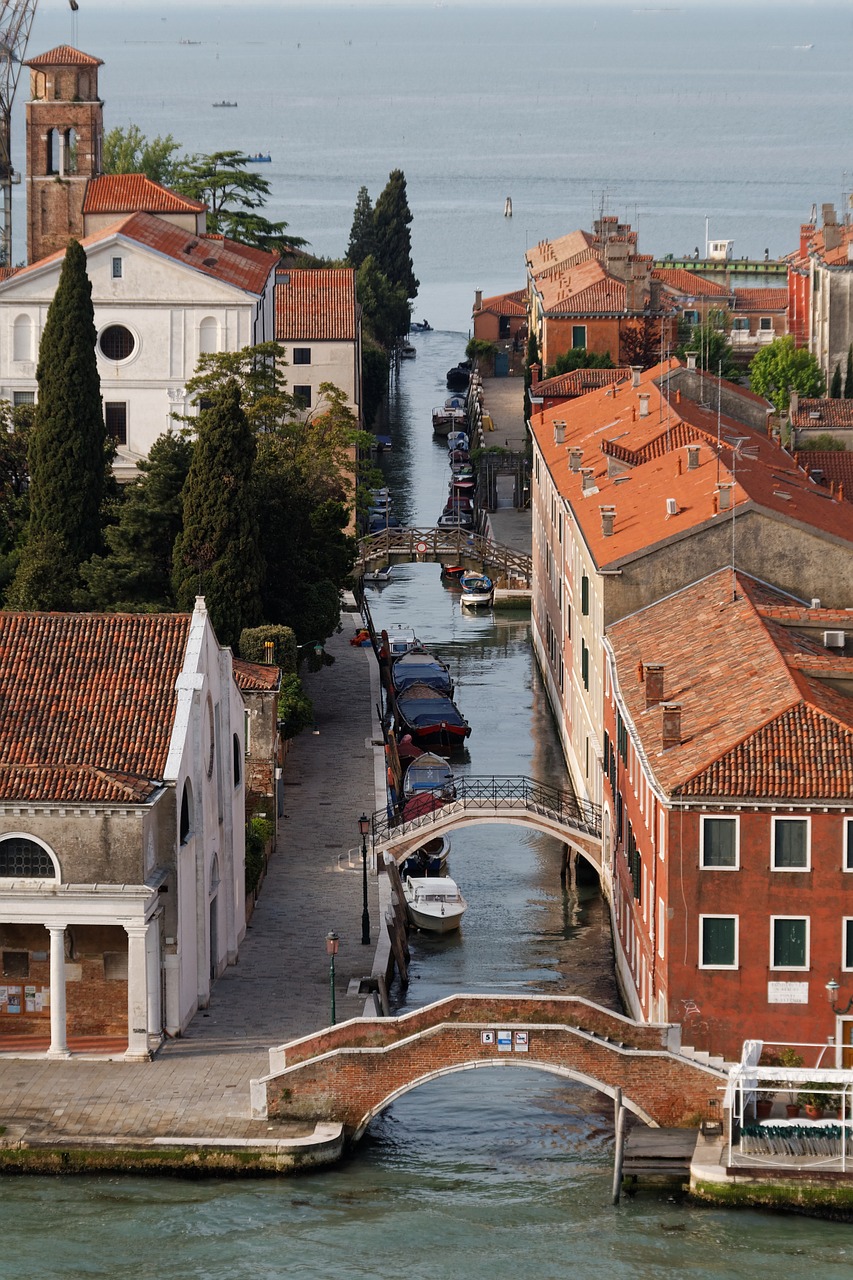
[276,268,358,342]
[795,451,853,501]
[0,612,192,804]
[25,45,102,68]
[476,289,527,318]
[533,368,629,398]
[792,400,853,430]
[232,658,281,693]
[652,269,729,297]
[83,175,205,215]
[733,288,788,312]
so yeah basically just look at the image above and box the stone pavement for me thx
[479,374,532,557]
[0,615,383,1147]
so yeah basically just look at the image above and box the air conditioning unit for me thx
[823,630,846,649]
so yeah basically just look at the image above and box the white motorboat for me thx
[363,564,394,584]
[403,875,467,933]
[384,625,421,659]
[460,572,494,608]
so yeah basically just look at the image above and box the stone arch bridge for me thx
[371,776,602,871]
[357,527,532,587]
[251,995,727,1142]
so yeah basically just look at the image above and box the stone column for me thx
[145,916,161,1044]
[124,923,150,1061]
[46,925,70,1059]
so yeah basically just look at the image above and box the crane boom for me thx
[0,0,38,265]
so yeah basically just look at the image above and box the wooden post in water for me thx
[612,1088,625,1205]
[559,843,569,886]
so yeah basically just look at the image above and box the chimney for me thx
[639,393,650,418]
[717,484,733,511]
[800,222,816,256]
[600,505,616,537]
[686,445,700,470]
[530,362,541,385]
[264,640,274,665]
[661,703,682,749]
[644,662,664,706]
[569,448,583,472]
[675,388,681,404]
[581,467,596,491]
[474,289,483,311]
[554,420,565,445]
[789,389,799,416]
[686,352,697,370]
[631,365,643,388]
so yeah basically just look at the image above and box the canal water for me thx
[5,334,851,1280]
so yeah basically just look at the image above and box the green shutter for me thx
[703,818,737,868]
[773,918,806,968]
[702,917,736,966]
[581,574,589,616]
[774,820,808,868]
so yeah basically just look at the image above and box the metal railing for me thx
[371,774,601,846]
[356,527,532,586]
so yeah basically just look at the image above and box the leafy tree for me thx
[346,185,376,270]
[846,345,853,399]
[749,336,825,414]
[797,432,846,452]
[830,364,843,398]
[356,255,411,348]
[523,329,540,422]
[9,239,111,609]
[172,150,305,252]
[179,341,298,435]
[361,335,391,428]
[0,402,34,599]
[239,624,297,673]
[547,347,614,378]
[172,378,263,647]
[102,124,183,186]
[81,431,193,610]
[372,169,418,300]
[675,309,738,379]
[620,316,667,370]
[278,673,314,738]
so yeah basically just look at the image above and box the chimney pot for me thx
[569,448,583,472]
[686,352,697,370]
[474,289,483,310]
[661,701,682,749]
[789,389,799,416]
[639,394,650,418]
[686,445,700,470]
[644,663,664,707]
[631,365,643,388]
[581,467,596,491]
[600,505,616,537]
[554,421,565,445]
[263,640,274,665]
[717,484,733,511]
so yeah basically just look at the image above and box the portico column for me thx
[46,925,70,1059]
[124,924,150,1061]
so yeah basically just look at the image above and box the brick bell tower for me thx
[24,46,104,265]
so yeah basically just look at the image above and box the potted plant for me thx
[754,1090,774,1120]
[763,1047,803,1117]
[798,1084,829,1119]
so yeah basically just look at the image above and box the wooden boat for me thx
[446,366,470,392]
[212,100,237,107]
[392,649,453,697]
[410,319,432,332]
[460,573,494,609]
[441,564,466,581]
[433,407,466,436]
[403,750,456,797]
[437,510,474,531]
[447,430,469,452]
[403,876,467,933]
[246,153,271,162]
[400,343,417,359]
[399,835,451,879]
[363,564,394,584]
[395,681,471,748]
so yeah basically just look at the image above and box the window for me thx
[658,898,666,959]
[0,837,56,878]
[701,816,738,869]
[771,916,809,970]
[13,391,34,407]
[233,733,242,787]
[571,325,587,349]
[759,316,773,331]
[581,640,589,690]
[732,316,749,331]
[180,780,193,845]
[99,324,136,361]
[293,347,311,365]
[683,310,699,326]
[700,915,738,969]
[12,314,33,362]
[581,574,589,616]
[499,316,511,339]
[293,384,312,408]
[844,918,853,971]
[2,951,29,978]
[772,817,809,870]
[104,402,127,446]
[112,256,123,279]
[845,819,853,871]
[199,317,218,354]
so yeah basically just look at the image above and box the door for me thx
[494,350,509,377]
[209,895,218,982]
[841,1017,853,1069]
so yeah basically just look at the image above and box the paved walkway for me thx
[480,374,532,556]
[0,616,383,1146]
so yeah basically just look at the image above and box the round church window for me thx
[99,324,136,361]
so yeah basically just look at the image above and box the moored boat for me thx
[403,875,467,933]
[392,649,453,697]
[383,625,421,659]
[447,430,469,452]
[460,572,494,608]
[395,681,471,748]
[363,564,394,584]
[400,836,451,879]
[402,750,456,796]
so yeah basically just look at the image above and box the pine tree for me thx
[346,185,376,270]
[172,379,263,647]
[830,363,842,398]
[9,238,110,609]
[846,345,853,399]
[373,169,419,300]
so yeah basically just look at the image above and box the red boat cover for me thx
[403,792,446,820]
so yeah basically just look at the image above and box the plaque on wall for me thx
[767,981,809,1004]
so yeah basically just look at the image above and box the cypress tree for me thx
[9,238,110,608]
[373,169,419,300]
[346,185,376,270]
[830,363,842,399]
[846,344,853,399]
[172,379,263,647]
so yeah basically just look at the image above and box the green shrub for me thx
[239,624,297,673]
[278,673,314,738]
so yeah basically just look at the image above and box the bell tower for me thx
[24,45,104,264]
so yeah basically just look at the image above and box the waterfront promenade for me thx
[0,619,382,1150]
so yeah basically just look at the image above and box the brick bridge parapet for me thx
[251,995,727,1140]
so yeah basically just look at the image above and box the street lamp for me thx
[359,812,371,946]
[826,978,853,1015]
[325,930,339,1025]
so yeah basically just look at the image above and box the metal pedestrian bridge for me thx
[372,775,602,870]
[356,527,532,587]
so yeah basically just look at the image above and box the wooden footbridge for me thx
[357,527,532,587]
[372,775,602,870]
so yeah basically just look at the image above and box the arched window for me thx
[12,315,33,362]
[0,836,57,879]
[179,779,194,845]
[64,127,78,175]
[232,733,242,787]
[210,852,220,895]
[46,128,59,176]
[199,317,218,355]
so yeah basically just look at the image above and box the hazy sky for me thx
[56,0,841,8]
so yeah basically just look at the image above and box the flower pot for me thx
[785,1103,801,1118]
[755,1100,773,1119]
[804,1104,824,1119]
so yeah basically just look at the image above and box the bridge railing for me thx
[372,774,601,846]
[356,527,532,586]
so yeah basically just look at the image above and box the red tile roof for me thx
[533,368,629,398]
[83,175,205,215]
[232,658,281,693]
[25,45,103,68]
[652,269,729,297]
[276,268,358,342]
[5,212,277,298]
[476,289,527,318]
[792,400,853,430]
[733,288,788,312]
[550,276,627,315]
[795,451,853,501]
[607,570,853,800]
[0,612,192,804]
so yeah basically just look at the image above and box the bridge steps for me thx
[679,1045,727,1071]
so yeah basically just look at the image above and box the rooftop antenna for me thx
[724,435,759,600]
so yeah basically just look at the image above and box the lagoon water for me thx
[5,4,853,1275]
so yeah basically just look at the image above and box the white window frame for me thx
[770,915,810,971]
[844,818,853,872]
[0,832,61,884]
[112,256,122,279]
[771,815,811,871]
[658,897,665,959]
[699,914,739,970]
[700,814,740,870]
[843,917,853,972]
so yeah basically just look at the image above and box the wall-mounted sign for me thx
[514,1031,529,1053]
[481,1030,495,1045]
[767,981,809,1005]
[497,1029,512,1052]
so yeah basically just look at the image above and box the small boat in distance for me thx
[400,343,416,359]
[212,100,237,107]
[410,319,432,332]
[403,875,467,933]
[363,564,394,584]
[245,153,272,162]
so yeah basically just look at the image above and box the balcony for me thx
[729,327,776,347]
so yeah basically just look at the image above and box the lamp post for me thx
[359,812,371,946]
[325,930,339,1025]
[826,979,853,1015]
